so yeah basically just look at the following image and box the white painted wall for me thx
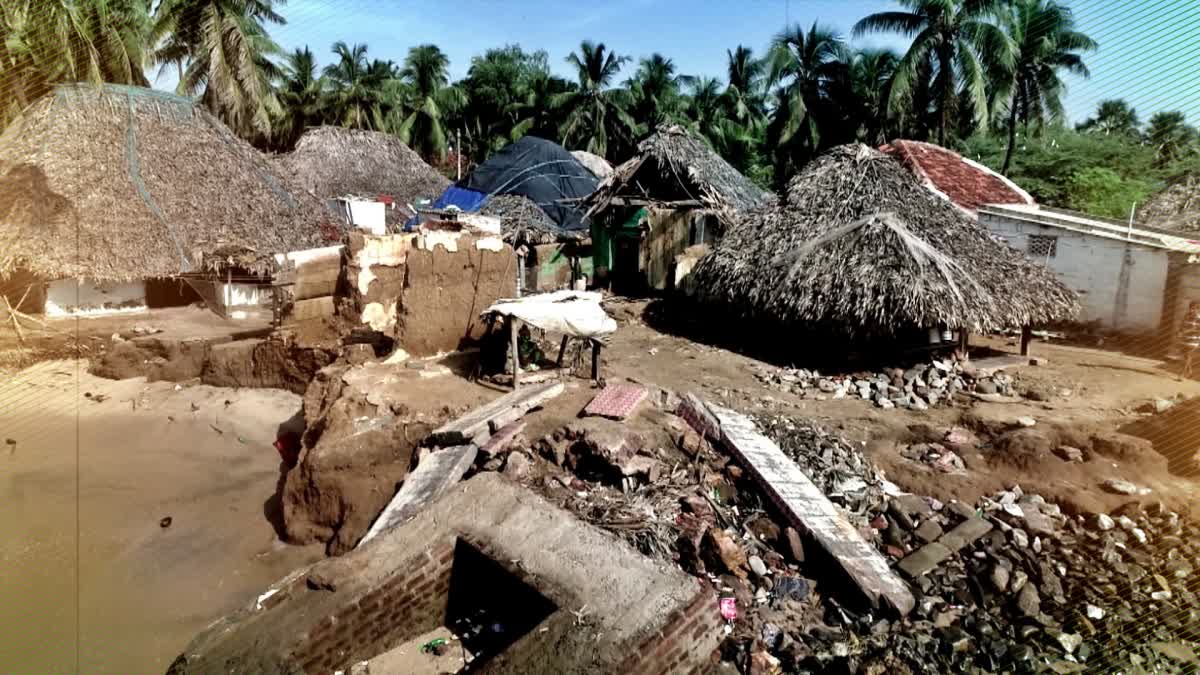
[44,279,146,316]
[982,211,1168,332]
[215,282,270,307]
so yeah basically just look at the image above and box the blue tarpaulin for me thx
[431,185,488,212]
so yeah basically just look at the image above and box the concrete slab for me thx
[358,444,478,546]
[678,395,915,616]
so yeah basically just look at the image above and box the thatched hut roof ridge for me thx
[690,143,1078,335]
[275,126,450,209]
[0,84,333,281]
[587,125,772,221]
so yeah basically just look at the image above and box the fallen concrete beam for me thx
[357,444,478,547]
[428,380,564,447]
[897,517,993,578]
[678,395,915,616]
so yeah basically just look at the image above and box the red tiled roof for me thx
[880,139,1034,215]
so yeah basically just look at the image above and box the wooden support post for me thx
[556,335,569,367]
[510,317,522,390]
[1019,325,1033,356]
[958,329,970,358]
[590,339,601,382]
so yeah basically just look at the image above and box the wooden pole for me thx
[958,329,970,359]
[590,339,601,382]
[510,317,522,390]
[1019,325,1033,356]
[556,335,569,367]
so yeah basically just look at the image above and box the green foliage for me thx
[962,127,1160,212]
[151,0,285,139]
[1065,167,1155,220]
[0,0,151,125]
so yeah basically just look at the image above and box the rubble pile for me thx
[753,356,1017,409]
[486,397,1199,673]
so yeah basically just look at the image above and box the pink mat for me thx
[584,384,647,420]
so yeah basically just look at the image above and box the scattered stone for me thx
[1057,632,1083,655]
[1053,445,1084,462]
[748,555,768,578]
[1096,514,1115,531]
[704,527,748,578]
[1016,416,1037,428]
[914,519,943,544]
[991,565,1011,592]
[1016,582,1041,617]
[1101,478,1147,496]
[1085,604,1105,620]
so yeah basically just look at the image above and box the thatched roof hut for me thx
[1139,172,1200,233]
[275,126,450,208]
[0,84,333,282]
[690,144,1078,335]
[586,125,772,224]
[570,150,613,179]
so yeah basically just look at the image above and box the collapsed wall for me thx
[282,362,443,554]
[169,474,719,675]
[337,230,517,357]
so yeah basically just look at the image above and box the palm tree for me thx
[392,44,464,161]
[627,53,683,133]
[511,71,574,143]
[848,48,900,145]
[275,46,324,145]
[724,45,766,126]
[321,41,390,130]
[553,40,636,158]
[764,22,846,180]
[0,0,150,123]
[1077,99,1140,138]
[853,0,1011,145]
[151,0,284,139]
[995,0,1095,172]
[1147,112,1196,168]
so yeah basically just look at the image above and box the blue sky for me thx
[154,0,1200,126]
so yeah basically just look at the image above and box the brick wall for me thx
[618,588,722,675]
[289,536,457,674]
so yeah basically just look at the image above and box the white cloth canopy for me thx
[485,290,617,338]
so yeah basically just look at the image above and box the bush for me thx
[1066,167,1156,220]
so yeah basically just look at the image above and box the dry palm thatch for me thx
[0,84,335,282]
[1139,172,1200,233]
[275,126,450,209]
[479,194,563,246]
[691,144,1078,335]
[586,125,772,224]
[570,149,614,179]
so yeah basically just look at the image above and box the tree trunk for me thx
[1001,94,1021,174]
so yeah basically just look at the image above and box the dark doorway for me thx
[445,539,557,669]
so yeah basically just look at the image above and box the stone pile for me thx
[492,401,1200,673]
[753,357,1017,410]
[741,420,1200,674]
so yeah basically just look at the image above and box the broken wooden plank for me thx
[583,383,647,420]
[357,444,478,547]
[428,380,565,447]
[678,395,915,616]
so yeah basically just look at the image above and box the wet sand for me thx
[0,361,322,673]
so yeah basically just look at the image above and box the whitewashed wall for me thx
[215,282,270,307]
[981,211,1168,332]
[44,279,146,316]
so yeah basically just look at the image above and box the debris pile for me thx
[753,356,1018,409]
[491,396,1200,673]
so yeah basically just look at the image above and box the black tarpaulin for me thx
[460,136,598,231]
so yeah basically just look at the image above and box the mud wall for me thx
[396,244,517,356]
